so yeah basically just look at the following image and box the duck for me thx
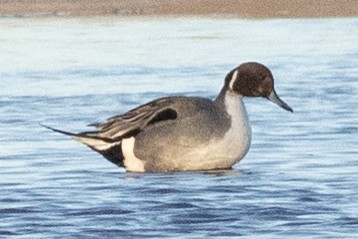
[43,62,293,173]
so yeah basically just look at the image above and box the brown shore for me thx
[0,0,358,18]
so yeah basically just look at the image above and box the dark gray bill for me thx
[267,90,293,112]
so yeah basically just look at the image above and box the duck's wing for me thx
[43,97,181,166]
[91,97,179,140]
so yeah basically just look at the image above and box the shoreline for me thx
[1,0,358,18]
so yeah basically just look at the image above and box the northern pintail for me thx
[43,62,293,172]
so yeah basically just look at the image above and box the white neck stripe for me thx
[229,70,238,90]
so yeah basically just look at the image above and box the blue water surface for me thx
[0,17,357,238]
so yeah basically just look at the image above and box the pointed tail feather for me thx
[40,123,124,166]
[39,123,79,137]
[40,123,112,146]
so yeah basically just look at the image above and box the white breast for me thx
[218,91,252,162]
[180,91,252,171]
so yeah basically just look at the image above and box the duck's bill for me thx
[267,90,293,113]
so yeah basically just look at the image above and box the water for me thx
[0,16,357,238]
